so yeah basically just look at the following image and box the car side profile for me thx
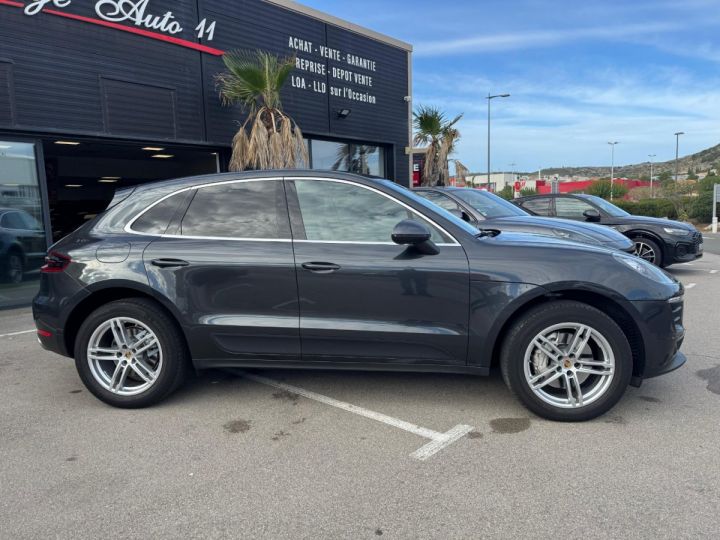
[513,193,703,267]
[33,171,686,421]
[414,187,634,253]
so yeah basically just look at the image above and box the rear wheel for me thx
[2,251,23,284]
[74,298,189,408]
[632,236,663,267]
[500,300,632,421]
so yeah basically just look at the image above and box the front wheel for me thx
[500,300,632,421]
[74,298,189,408]
[632,236,663,267]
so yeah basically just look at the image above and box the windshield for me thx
[379,180,480,236]
[580,195,630,217]
[452,189,528,218]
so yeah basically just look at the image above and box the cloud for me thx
[414,21,682,56]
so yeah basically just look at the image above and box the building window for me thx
[308,139,385,177]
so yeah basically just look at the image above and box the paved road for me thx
[701,231,720,256]
[2,256,720,539]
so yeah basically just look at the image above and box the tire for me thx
[500,300,632,422]
[2,251,23,284]
[631,236,663,267]
[74,298,189,408]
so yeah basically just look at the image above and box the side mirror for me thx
[391,219,438,255]
[583,208,601,222]
[449,208,472,222]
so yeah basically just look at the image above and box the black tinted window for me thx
[555,197,595,219]
[294,180,451,243]
[132,192,187,234]
[521,198,552,216]
[181,180,288,239]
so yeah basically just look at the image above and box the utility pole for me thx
[674,132,684,183]
[648,154,656,198]
[487,93,510,189]
[608,141,619,200]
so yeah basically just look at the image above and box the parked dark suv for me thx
[514,193,703,267]
[33,171,686,421]
[0,208,46,283]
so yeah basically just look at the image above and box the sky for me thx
[301,0,720,173]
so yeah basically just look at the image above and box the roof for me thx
[266,0,412,52]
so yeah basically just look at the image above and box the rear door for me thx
[554,196,599,222]
[140,177,300,363]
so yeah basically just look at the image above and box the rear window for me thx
[180,180,289,239]
[131,192,188,235]
[520,198,552,216]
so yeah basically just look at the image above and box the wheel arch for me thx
[625,229,666,259]
[488,287,645,380]
[63,281,190,360]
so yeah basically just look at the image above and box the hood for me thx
[610,215,697,230]
[486,215,633,249]
[481,230,615,253]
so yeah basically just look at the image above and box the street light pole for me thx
[648,154,656,198]
[487,93,510,189]
[608,141,619,200]
[674,131,684,183]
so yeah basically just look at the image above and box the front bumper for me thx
[669,232,703,264]
[630,295,686,381]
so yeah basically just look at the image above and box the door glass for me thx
[294,180,451,243]
[131,192,188,235]
[0,140,47,308]
[180,180,289,239]
[555,197,596,219]
[521,198,552,216]
[416,191,461,212]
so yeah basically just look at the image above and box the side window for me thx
[131,192,188,235]
[181,180,289,239]
[555,197,596,219]
[417,191,461,212]
[520,198,552,216]
[294,180,452,243]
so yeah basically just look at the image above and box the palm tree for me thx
[216,49,308,171]
[413,106,463,186]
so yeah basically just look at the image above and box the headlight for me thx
[612,252,674,284]
[663,227,690,236]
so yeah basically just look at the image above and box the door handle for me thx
[301,261,341,273]
[151,258,189,268]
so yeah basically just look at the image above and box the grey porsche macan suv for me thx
[33,171,686,421]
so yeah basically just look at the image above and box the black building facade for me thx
[0,0,412,307]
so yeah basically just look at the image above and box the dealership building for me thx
[0,0,412,308]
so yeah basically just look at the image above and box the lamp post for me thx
[648,154,656,198]
[608,141,619,200]
[674,131,684,183]
[487,93,510,189]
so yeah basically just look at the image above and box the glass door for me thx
[0,140,47,309]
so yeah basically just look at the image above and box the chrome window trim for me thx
[287,176,461,246]
[123,175,461,246]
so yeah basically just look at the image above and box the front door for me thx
[142,177,300,363]
[286,177,470,366]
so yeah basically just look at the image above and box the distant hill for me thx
[525,142,720,178]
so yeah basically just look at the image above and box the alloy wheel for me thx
[8,254,22,284]
[86,317,163,396]
[633,241,656,264]
[523,322,615,409]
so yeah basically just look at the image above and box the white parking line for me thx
[710,270,718,274]
[685,283,697,289]
[0,329,35,338]
[238,371,474,461]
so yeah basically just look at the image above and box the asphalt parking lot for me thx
[2,254,720,539]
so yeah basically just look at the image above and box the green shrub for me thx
[497,185,514,200]
[519,187,537,197]
[587,179,628,199]
[613,198,677,219]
